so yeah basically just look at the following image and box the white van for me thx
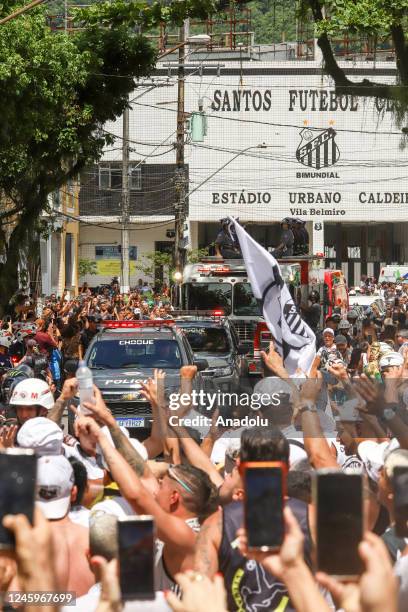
[379,266,408,283]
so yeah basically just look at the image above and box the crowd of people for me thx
[0,276,408,612]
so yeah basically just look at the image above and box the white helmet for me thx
[379,352,404,371]
[10,379,54,410]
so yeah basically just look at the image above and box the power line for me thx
[53,208,175,231]
[131,100,407,136]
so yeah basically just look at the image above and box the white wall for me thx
[79,222,174,286]
[101,60,406,225]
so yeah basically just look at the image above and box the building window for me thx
[347,246,361,259]
[129,164,142,190]
[99,167,110,189]
[98,164,142,191]
[95,245,137,260]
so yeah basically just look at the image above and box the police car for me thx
[173,314,247,393]
[85,320,208,438]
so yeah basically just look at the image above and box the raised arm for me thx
[297,377,338,470]
[77,416,196,554]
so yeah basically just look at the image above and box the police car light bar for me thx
[212,309,224,316]
[101,320,175,328]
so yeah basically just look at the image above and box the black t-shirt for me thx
[219,499,312,612]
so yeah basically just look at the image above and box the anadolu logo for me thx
[296,126,340,169]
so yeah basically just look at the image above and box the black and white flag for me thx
[230,217,316,375]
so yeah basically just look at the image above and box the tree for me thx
[135,246,211,284]
[304,0,408,129]
[0,0,217,314]
[78,258,98,277]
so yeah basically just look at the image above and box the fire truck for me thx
[181,257,303,349]
[181,256,347,377]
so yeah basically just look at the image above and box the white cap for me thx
[358,438,400,482]
[323,328,335,336]
[253,376,294,404]
[17,417,63,456]
[378,352,404,371]
[36,455,74,519]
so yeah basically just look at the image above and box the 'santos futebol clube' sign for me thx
[209,87,406,218]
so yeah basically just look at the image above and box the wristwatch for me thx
[297,400,317,415]
[383,404,398,421]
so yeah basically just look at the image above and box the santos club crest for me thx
[296,127,340,169]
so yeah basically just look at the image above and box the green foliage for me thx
[248,0,297,44]
[187,245,211,263]
[135,251,173,280]
[79,258,98,276]
[0,0,215,311]
[76,0,218,29]
[316,0,408,36]
[135,245,211,282]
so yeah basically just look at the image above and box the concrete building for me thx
[79,54,408,288]
[40,179,80,297]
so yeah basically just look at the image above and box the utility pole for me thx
[121,103,130,293]
[174,22,187,282]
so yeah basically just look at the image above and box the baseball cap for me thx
[379,352,404,371]
[334,334,348,345]
[323,328,335,336]
[17,417,63,456]
[358,438,400,482]
[36,455,74,519]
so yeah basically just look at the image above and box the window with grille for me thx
[98,164,142,191]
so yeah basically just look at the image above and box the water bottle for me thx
[76,360,94,415]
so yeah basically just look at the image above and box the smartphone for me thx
[118,516,155,600]
[0,449,37,549]
[314,470,364,579]
[393,467,408,537]
[241,461,287,552]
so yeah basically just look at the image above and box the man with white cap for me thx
[36,454,94,597]
[17,416,63,455]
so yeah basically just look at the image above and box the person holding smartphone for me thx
[75,414,217,594]
[194,427,313,612]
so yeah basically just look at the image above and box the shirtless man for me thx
[36,455,94,597]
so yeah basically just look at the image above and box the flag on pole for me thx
[230,218,316,375]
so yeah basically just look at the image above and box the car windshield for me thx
[183,327,230,354]
[183,283,232,315]
[88,339,182,369]
[233,283,261,316]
